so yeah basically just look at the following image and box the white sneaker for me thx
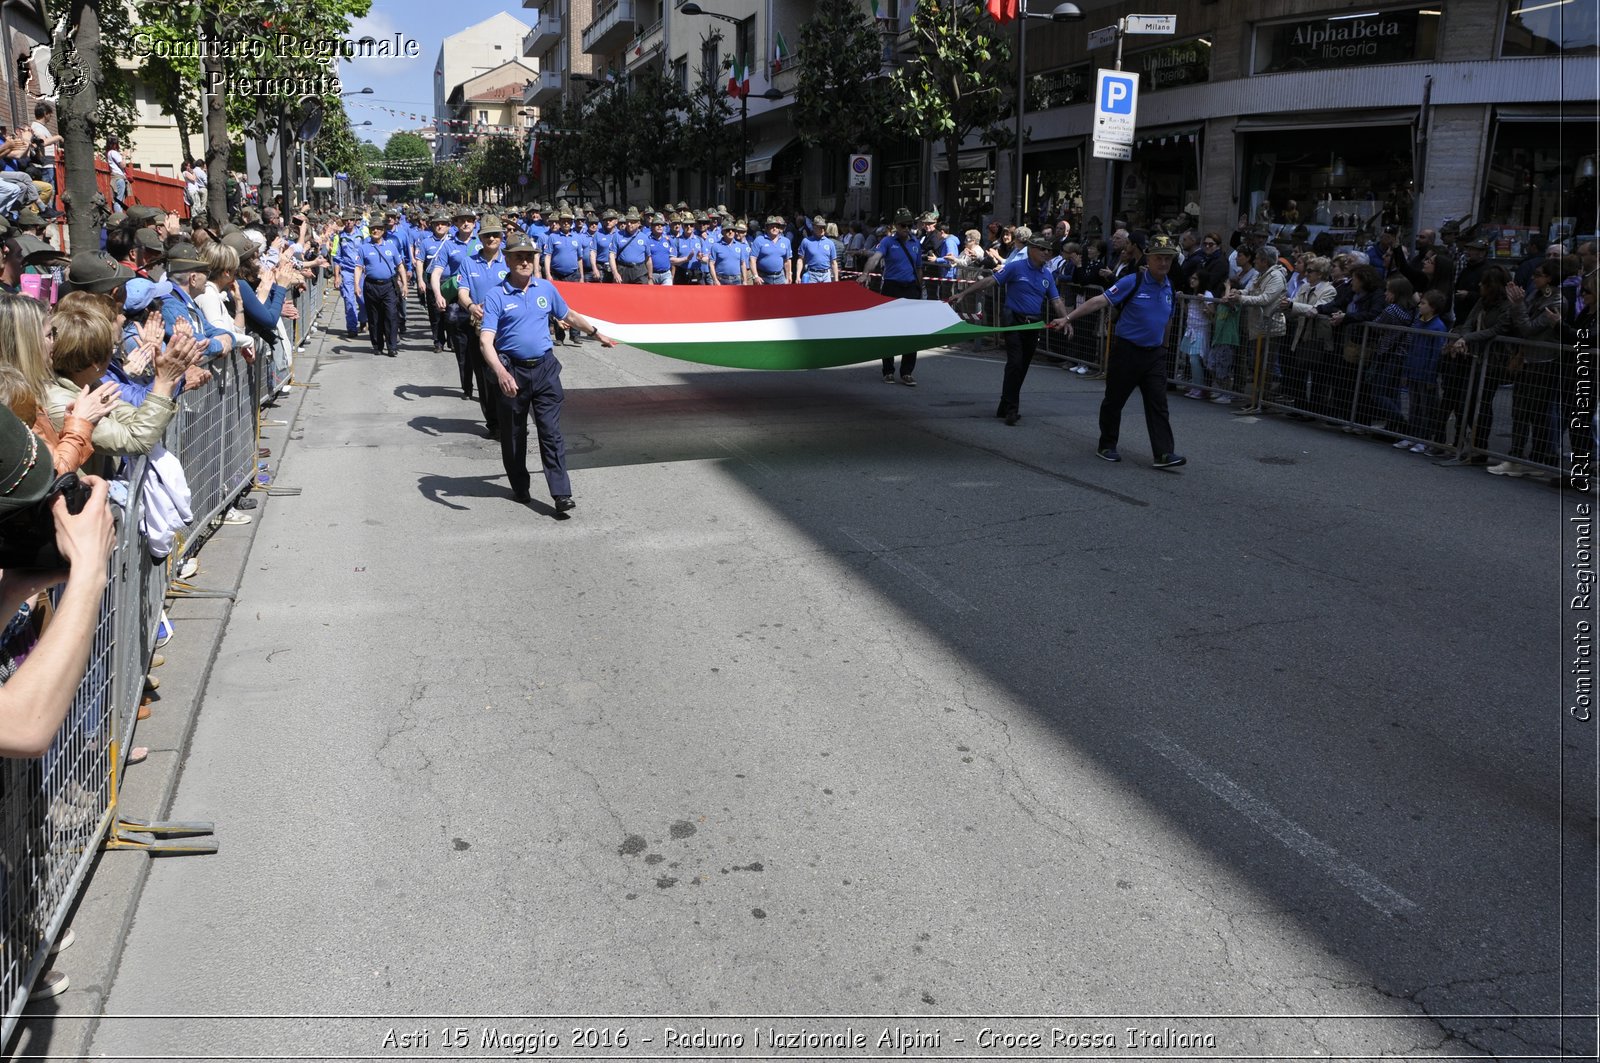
[1409,443,1428,454]
[1211,394,1233,405]
[222,508,253,525]
[1487,462,1527,477]
[1394,439,1416,450]
[177,557,199,580]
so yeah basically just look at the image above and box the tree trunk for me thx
[202,15,229,223]
[55,0,103,253]
[253,121,274,212]
[942,134,961,227]
[279,108,293,214]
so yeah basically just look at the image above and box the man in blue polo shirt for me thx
[479,230,615,513]
[332,212,366,338]
[1062,233,1185,468]
[752,217,793,285]
[457,214,510,436]
[382,209,411,339]
[857,207,924,384]
[708,225,746,285]
[950,234,1068,425]
[592,208,622,283]
[432,208,481,391]
[646,215,675,285]
[414,213,451,352]
[798,215,838,283]
[615,212,650,284]
[354,216,408,357]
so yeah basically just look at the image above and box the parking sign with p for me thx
[1094,69,1139,144]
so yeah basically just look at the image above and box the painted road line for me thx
[839,526,976,614]
[1144,731,1419,918]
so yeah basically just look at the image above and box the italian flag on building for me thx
[727,57,750,97]
[552,282,1032,371]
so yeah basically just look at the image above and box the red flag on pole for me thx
[985,0,1018,22]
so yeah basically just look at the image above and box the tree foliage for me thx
[792,0,891,156]
[384,131,432,162]
[887,0,1012,220]
[582,65,686,202]
[678,34,737,206]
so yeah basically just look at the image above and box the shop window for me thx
[1503,0,1599,55]
[1027,63,1092,111]
[1480,121,1598,253]
[1128,37,1210,93]
[1241,126,1413,235]
[1253,7,1440,74]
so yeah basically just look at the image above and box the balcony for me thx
[526,69,565,105]
[523,11,563,56]
[581,0,635,55]
[624,18,663,70]
[522,0,538,7]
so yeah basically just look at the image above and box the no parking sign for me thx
[848,154,872,189]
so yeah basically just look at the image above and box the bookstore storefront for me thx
[1479,113,1599,257]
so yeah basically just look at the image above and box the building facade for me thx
[999,0,1597,248]
[435,12,535,161]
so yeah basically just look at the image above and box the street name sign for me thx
[1125,14,1177,34]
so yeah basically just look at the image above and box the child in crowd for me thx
[1181,272,1213,399]
[1395,290,1449,454]
[1207,281,1240,402]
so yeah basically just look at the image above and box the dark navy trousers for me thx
[497,353,570,498]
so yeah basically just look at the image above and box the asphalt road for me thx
[89,314,1590,1061]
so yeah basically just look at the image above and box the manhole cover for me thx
[1258,456,1297,466]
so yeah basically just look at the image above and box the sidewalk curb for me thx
[7,304,333,1062]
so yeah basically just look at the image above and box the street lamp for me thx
[341,87,375,96]
[1012,2,1084,224]
[679,3,783,217]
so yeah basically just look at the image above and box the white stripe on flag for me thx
[583,298,965,345]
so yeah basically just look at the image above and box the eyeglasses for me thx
[1202,240,1217,247]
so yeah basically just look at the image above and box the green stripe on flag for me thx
[624,322,1040,371]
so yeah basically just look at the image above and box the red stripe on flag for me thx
[551,281,893,325]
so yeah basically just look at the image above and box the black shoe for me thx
[995,403,1008,418]
[511,488,532,503]
[386,349,399,358]
[1153,453,1188,469]
[433,343,443,353]
[554,495,576,513]
[1004,410,1020,426]
[1097,447,1121,462]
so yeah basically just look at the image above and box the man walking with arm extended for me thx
[1060,233,1186,468]
[857,207,924,385]
[951,234,1069,425]
[480,231,615,513]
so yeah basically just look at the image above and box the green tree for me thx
[888,0,1011,222]
[793,0,890,164]
[310,105,370,200]
[384,131,432,163]
[680,32,737,208]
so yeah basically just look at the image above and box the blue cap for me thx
[123,278,173,312]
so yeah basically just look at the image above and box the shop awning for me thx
[1133,124,1202,149]
[932,149,993,174]
[1234,108,1414,132]
[745,136,796,176]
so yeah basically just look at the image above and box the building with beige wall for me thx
[435,12,536,161]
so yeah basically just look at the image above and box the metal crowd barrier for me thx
[1152,296,1583,480]
[0,280,329,1048]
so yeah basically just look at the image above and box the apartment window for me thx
[672,55,688,93]
[700,39,719,86]
[1503,0,1599,55]
[736,16,755,77]
[478,110,489,123]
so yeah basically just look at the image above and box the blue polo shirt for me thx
[647,232,674,272]
[415,231,446,270]
[799,235,837,273]
[752,234,792,276]
[542,231,584,276]
[874,233,921,283]
[708,238,744,278]
[432,235,478,281]
[481,277,569,362]
[993,255,1059,317]
[593,229,619,267]
[617,229,649,265]
[1105,267,1175,347]
[334,232,362,270]
[459,249,509,305]
[526,220,549,241]
[358,239,403,282]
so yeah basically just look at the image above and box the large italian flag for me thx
[550,281,1034,371]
